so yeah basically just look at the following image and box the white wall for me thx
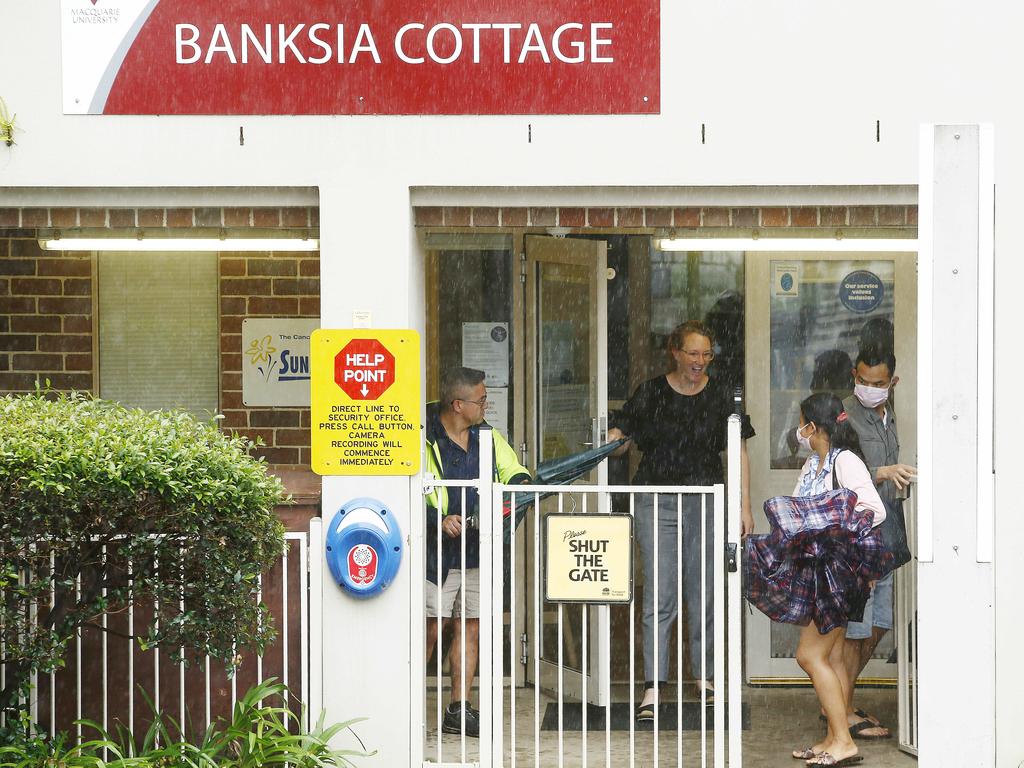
[4,1,1024,764]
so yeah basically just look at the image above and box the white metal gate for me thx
[416,419,744,767]
[1,523,322,741]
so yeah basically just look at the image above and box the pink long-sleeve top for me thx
[792,450,887,527]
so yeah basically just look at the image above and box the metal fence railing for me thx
[1,525,318,742]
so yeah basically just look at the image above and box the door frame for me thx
[521,234,609,703]
[742,246,919,681]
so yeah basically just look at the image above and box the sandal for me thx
[636,701,655,722]
[792,747,821,760]
[696,681,715,706]
[849,719,890,740]
[853,708,883,727]
[806,753,863,766]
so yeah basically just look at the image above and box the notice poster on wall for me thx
[462,322,509,387]
[483,386,509,439]
[773,262,801,297]
[242,318,320,406]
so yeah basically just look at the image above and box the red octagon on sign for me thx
[334,339,396,400]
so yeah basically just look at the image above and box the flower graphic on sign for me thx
[246,335,277,382]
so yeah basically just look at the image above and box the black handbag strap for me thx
[830,449,846,491]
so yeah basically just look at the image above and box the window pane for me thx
[769,258,895,469]
[98,251,219,417]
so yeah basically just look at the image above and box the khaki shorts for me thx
[425,568,480,619]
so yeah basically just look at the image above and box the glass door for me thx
[744,250,918,680]
[523,235,609,703]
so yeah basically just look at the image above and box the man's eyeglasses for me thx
[681,350,715,362]
[455,396,488,408]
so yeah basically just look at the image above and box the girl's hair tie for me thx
[836,411,848,424]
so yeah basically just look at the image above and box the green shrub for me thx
[0,392,287,711]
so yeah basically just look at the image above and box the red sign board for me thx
[63,0,659,115]
[334,339,396,400]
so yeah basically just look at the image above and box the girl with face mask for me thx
[746,393,889,767]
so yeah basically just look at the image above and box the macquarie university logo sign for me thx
[59,0,659,115]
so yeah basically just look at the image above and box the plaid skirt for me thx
[743,489,893,634]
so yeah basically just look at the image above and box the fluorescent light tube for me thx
[39,238,319,252]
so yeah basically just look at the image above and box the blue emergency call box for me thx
[325,497,403,599]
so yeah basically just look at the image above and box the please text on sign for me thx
[544,514,632,604]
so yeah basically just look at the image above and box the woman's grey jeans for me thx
[634,491,715,686]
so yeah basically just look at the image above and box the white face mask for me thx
[854,383,890,408]
[796,423,814,451]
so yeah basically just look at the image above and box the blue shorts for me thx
[846,571,894,640]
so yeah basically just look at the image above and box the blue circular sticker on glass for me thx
[780,272,794,292]
[839,270,884,313]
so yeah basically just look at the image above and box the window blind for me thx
[98,251,219,418]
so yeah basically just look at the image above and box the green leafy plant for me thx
[0,391,287,712]
[0,98,16,147]
[0,680,372,767]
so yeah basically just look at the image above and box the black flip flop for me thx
[853,708,883,726]
[849,718,891,740]
[636,702,655,722]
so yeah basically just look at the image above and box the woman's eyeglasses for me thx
[681,350,715,362]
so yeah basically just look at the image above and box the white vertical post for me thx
[308,518,323,726]
[725,415,742,768]
[477,427,495,767]
[101,545,107,745]
[408,468,425,767]
[918,124,995,766]
[256,573,263,691]
[628,493,636,768]
[299,532,309,733]
[896,483,918,755]
[976,124,995,563]
[127,557,133,737]
[700,493,707,767]
[916,128,935,565]
[533,494,541,768]
[491,482,506,768]
[75,572,82,744]
[282,542,289,696]
[179,548,185,735]
[712,485,725,768]
[652,492,659,765]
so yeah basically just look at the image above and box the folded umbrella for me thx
[501,438,627,543]
[744,489,893,633]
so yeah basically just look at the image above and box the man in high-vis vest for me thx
[425,367,530,737]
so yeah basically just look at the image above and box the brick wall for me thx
[0,206,319,466]
[0,238,93,392]
[414,204,918,228]
[218,252,320,466]
[0,206,318,229]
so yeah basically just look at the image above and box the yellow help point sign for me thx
[310,329,421,475]
[545,514,633,604]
